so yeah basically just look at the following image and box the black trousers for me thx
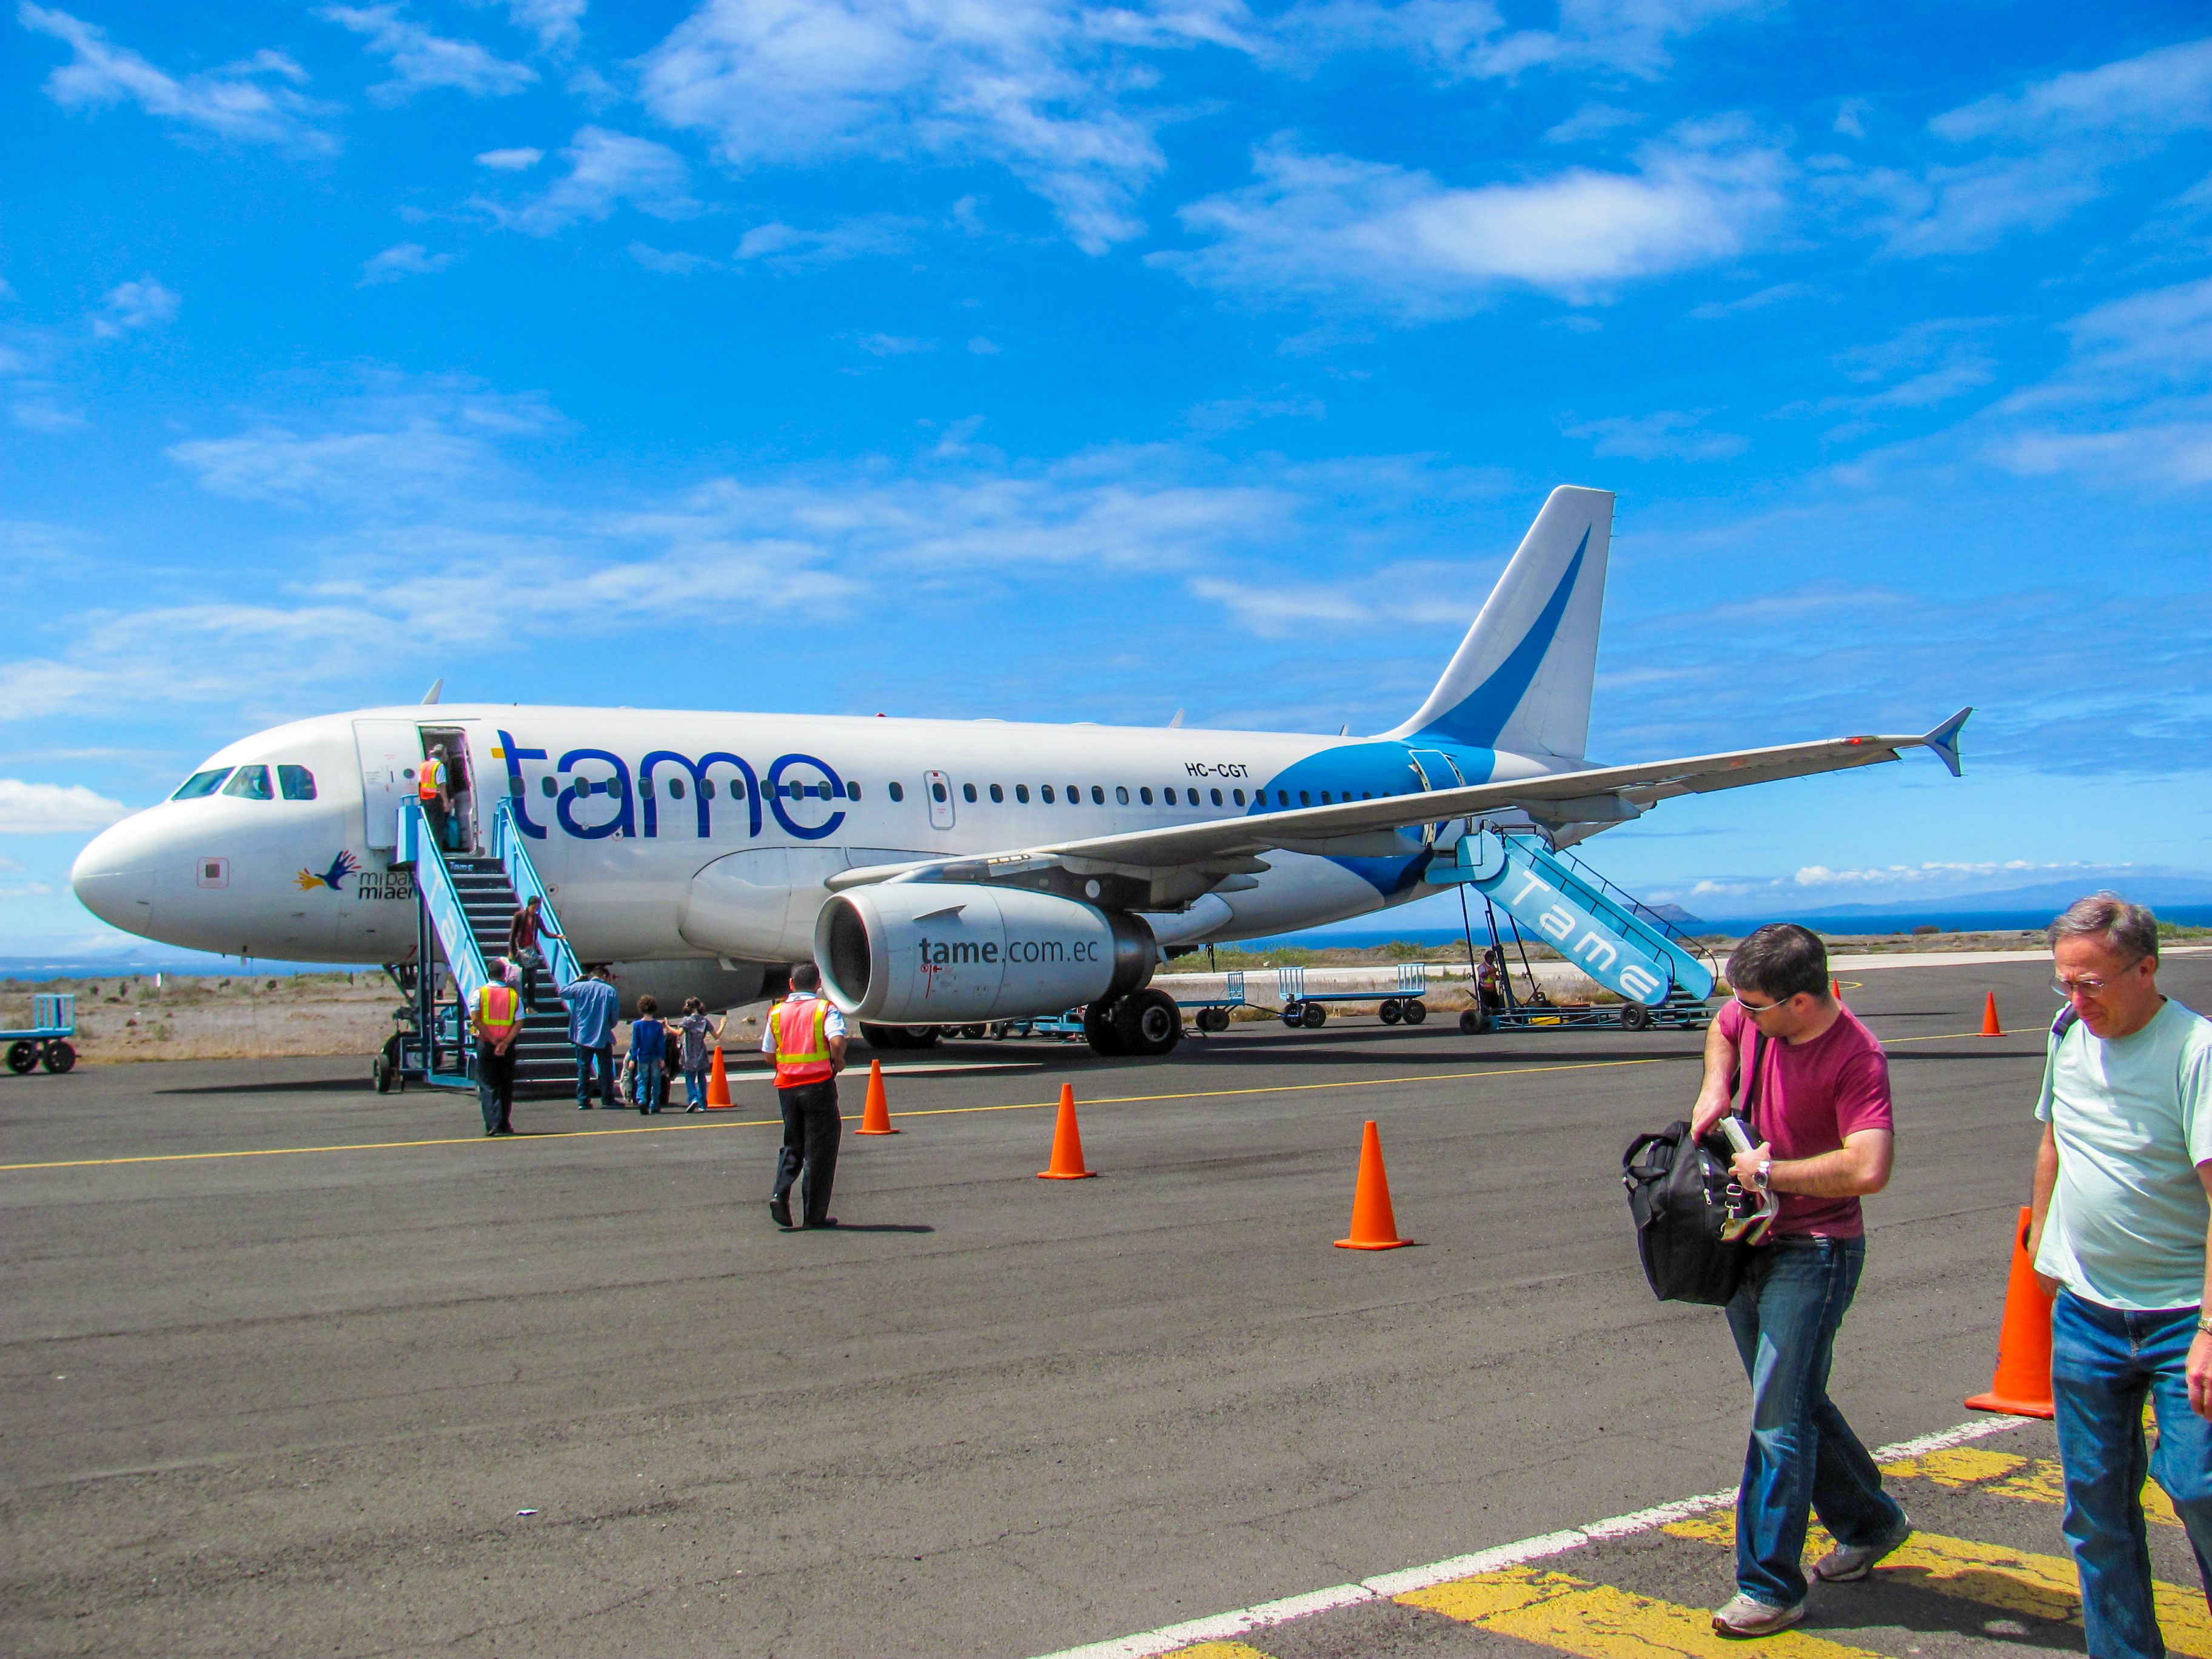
[773,1079,840,1225]
[476,1040,515,1133]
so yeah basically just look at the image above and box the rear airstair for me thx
[377,800,583,1098]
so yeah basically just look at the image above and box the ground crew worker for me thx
[472,962,523,1136]
[417,746,451,851]
[762,964,846,1229]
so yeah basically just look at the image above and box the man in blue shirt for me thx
[2027,894,2212,1659]
[562,964,620,1111]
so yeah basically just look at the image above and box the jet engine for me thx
[816,883,1157,1024]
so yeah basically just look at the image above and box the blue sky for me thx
[4,0,2210,952]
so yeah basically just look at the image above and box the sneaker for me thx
[577,1102,593,1111]
[1812,1515,1913,1583]
[1711,1595,1803,1638]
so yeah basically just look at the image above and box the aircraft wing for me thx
[826,708,1972,896]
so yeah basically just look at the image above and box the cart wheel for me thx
[1403,999,1428,1025]
[42,1041,76,1074]
[1378,999,1402,1025]
[1279,1002,1304,1028]
[5,1040,36,1074]
[1301,1002,1327,1028]
[960,1024,987,1040]
[1458,1008,1491,1035]
[1620,1002,1654,1032]
[1198,1007,1228,1033]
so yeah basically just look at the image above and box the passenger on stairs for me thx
[628,996,668,1115]
[507,895,565,1013]
[562,964,620,1111]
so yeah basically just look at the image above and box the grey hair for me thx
[2048,891,2159,963]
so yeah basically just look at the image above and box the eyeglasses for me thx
[2052,964,2145,999]
[1734,993,1796,1016]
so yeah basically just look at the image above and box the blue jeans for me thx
[2052,1291,2212,1659]
[684,1064,709,1107]
[574,1044,614,1106]
[634,1062,665,1113]
[1724,1235,1905,1606]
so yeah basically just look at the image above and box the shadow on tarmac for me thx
[155,1077,371,1096]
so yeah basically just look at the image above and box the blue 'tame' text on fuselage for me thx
[498,730,848,843]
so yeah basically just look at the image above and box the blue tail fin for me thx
[1385,486,1614,759]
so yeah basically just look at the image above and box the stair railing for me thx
[403,800,492,1010]
[491,800,582,996]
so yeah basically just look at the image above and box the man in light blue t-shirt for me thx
[2026,894,2212,1659]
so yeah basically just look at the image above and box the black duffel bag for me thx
[1621,1033,1768,1305]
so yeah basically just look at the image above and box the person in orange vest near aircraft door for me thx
[762,963,847,1230]
[471,960,523,1137]
[417,745,451,852]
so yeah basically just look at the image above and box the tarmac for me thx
[3,952,2205,1659]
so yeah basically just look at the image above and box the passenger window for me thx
[1067,784,1079,803]
[171,768,231,800]
[277,765,317,801]
[702,779,717,800]
[1090,785,1105,805]
[1041,785,1054,803]
[846,782,862,800]
[889,781,905,802]
[641,778,657,799]
[1116,786,1130,805]
[963,782,978,803]
[931,780,948,803]
[990,783,1004,803]
[1139,786,1153,805]
[668,778,686,799]
[1299,790,1312,806]
[1277,789,1289,807]
[1228,789,1240,805]
[1362,791,1372,800]
[1016,784,1030,803]
[223,764,272,800]
[540,776,556,797]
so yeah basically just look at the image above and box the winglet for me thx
[1920,706,1972,777]
[421,677,443,706]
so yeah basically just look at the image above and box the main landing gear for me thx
[1082,988,1183,1058]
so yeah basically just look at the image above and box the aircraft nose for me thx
[71,813,166,932]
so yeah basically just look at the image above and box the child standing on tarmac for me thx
[628,996,669,1116]
[675,997,725,1112]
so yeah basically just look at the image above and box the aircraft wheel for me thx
[1279,1002,1303,1028]
[1082,1001,1128,1056]
[1620,1002,1654,1032]
[1301,1002,1327,1029]
[42,1041,76,1074]
[960,1024,988,1040]
[6,1041,36,1074]
[1378,999,1402,1025]
[1114,988,1182,1057]
[1403,999,1428,1026]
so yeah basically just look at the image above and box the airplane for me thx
[71,486,1971,1059]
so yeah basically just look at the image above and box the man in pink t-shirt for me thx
[1687,923,1905,1637]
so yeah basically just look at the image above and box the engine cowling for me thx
[816,883,1157,1023]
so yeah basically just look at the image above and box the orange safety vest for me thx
[475,982,520,1039]
[771,996,834,1088]
[418,754,444,800]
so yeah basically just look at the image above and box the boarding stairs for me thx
[395,800,583,1098]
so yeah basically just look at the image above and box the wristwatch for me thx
[2197,1314,2212,1336]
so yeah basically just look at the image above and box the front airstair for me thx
[380,801,584,1099]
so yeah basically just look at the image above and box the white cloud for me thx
[853,333,933,356]
[0,778,129,833]
[629,241,717,274]
[14,400,87,431]
[1687,280,1815,320]
[358,242,457,284]
[477,126,699,235]
[1563,409,1744,460]
[506,0,586,52]
[1182,393,1326,434]
[475,146,545,170]
[734,213,920,267]
[323,5,535,101]
[1932,35,2212,144]
[637,0,1170,253]
[966,335,1002,354]
[1166,124,1788,313]
[20,5,333,152]
[90,277,179,338]
[1261,0,1766,82]
[1543,102,1643,144]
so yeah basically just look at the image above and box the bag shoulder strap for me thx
[1739,1030,1769,1142]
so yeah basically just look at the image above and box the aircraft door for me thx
[355,720,424,853]
[924,769,956,831]
[1406,749,1467,848]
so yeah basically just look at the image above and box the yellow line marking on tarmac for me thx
[1164,1644,1275,1658]
[1886,1446,2180,1528]
[1665,1510,2212,1647]
[1399,1565,1884,1659]
[0,1020,2016,1175]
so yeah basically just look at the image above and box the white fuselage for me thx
[71,703,1565,967]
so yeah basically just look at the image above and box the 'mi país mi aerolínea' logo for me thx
[295,850,362,892]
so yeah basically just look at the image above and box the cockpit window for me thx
[277,765,317,801]
[172,768,232,800]
[222,764,273,800]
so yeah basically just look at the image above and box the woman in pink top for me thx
[1686,923,1906,1636]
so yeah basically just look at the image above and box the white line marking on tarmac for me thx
[1028,1415,2025,1659]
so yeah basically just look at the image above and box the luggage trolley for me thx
[4,993,78,1075]
[1276,963,1432,1029]
[1175,970,1262,1033]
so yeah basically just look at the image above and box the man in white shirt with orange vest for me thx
[471,961,524,1137]
[762,964,848,1229]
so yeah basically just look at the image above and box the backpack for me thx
[1621,1033,1768,1305]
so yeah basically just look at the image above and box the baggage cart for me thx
[3,993,78,1074]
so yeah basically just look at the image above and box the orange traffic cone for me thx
[1335,1120,1410,1250]
[706,1045,732,1109]
[1038,1084,1096,1179]
[857,1058,897,1135]
[1983,993,2003,1037]
[1832,978,1843,1003]
[1965,1205,2055,1418]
